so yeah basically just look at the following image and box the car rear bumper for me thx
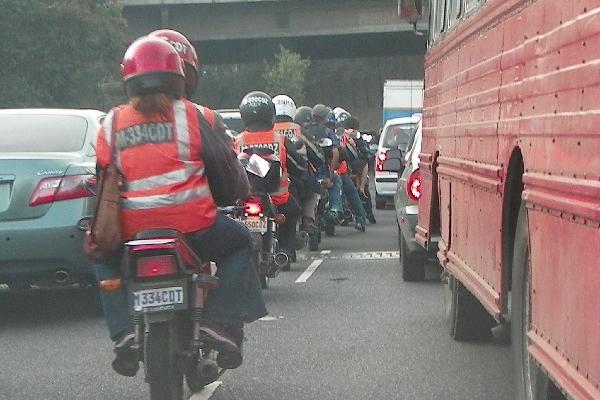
[375,172,398,197]
[398,205,438,256]
[0,209,94,283]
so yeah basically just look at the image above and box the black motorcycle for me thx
[235,151,288,288]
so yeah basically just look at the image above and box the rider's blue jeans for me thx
[327,173,367,225]
[327,173,343,212]
[94,214,268,341]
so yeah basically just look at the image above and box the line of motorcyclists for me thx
[86,28,378,398]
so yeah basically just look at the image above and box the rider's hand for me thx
[322,177,333,188]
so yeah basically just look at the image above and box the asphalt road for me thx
[0,205,513,400]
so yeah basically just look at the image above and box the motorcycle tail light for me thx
[244,199,263,217]
[136,255,177,278]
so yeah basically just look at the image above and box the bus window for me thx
[428,0,439,43]
[435,0,446,36]
[464,0,484,14]
[447,0,461,28]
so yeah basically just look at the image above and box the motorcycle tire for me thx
[309,231,319,251]
[325,222,335,237]
[146,321,184,400]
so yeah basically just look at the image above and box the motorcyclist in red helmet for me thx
[91,36,267,377]
[148,29,233,143]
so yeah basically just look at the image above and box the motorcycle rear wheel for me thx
[146,321,183,400]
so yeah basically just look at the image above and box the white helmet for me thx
[333,107,349,120]
[273,94,296,120]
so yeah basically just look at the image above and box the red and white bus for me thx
[401,0,600,399]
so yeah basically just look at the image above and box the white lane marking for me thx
[297,251,399,261]
[295,259,324,283]
[320,250,331,254]
[190,381,222,400]
[259,315,286,321]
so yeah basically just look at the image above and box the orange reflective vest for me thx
[274,121,302,142]
[234,129,290,205]
[96,98,217,240]
[336,134,351,175]
[194,103,216,128]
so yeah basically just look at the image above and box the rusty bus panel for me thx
[420,0,600,397]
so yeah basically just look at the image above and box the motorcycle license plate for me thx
[131,286,185,313]
[240,217,268,233]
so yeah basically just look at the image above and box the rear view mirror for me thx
[381,148,404,172]
[382,158,403,173]
[386,149,403,160]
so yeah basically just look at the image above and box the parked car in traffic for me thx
[375,114,421,209]
[0,109,104,290]
[386,119,438,281]
[216,108,243,137]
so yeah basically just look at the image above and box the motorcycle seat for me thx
[133,229,182,240]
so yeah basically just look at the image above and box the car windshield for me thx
[381,123,418,150]
[0,114,88,152]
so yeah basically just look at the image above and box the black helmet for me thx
[343,116,360,130]
[239,91,276,129]
[294,106,312,125]
[311,104,331,123]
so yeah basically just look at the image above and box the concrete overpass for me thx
[120,0,428,63]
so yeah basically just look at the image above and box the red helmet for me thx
[121,36,185,98]
[148,29,200,97]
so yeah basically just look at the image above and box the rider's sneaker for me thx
[368,215,377,224]
[200,322,243,369]
[216,326,244,370]
[111,333,139,377]
[355,222,366,232]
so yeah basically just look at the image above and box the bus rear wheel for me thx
[511,205,564,400]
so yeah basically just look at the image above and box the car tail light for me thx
[406,169,421,202]
[136,255,177,278]
[244,198,263,217]
[30,174,95,206]
[376,150,388,172]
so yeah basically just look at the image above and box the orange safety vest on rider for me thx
[234,129,290,206]
[96,98,217,240]
[273,121,303,143]
[335,134,351,175]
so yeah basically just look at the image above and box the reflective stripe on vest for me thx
[122,165,205,192]
[122,184,211,210]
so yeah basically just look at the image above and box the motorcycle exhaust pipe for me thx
[53,270,70,284]
[273,251,289,268]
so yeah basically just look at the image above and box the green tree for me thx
[0,0,125,109]
[263,46,310,104]
[195,63,266,109]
